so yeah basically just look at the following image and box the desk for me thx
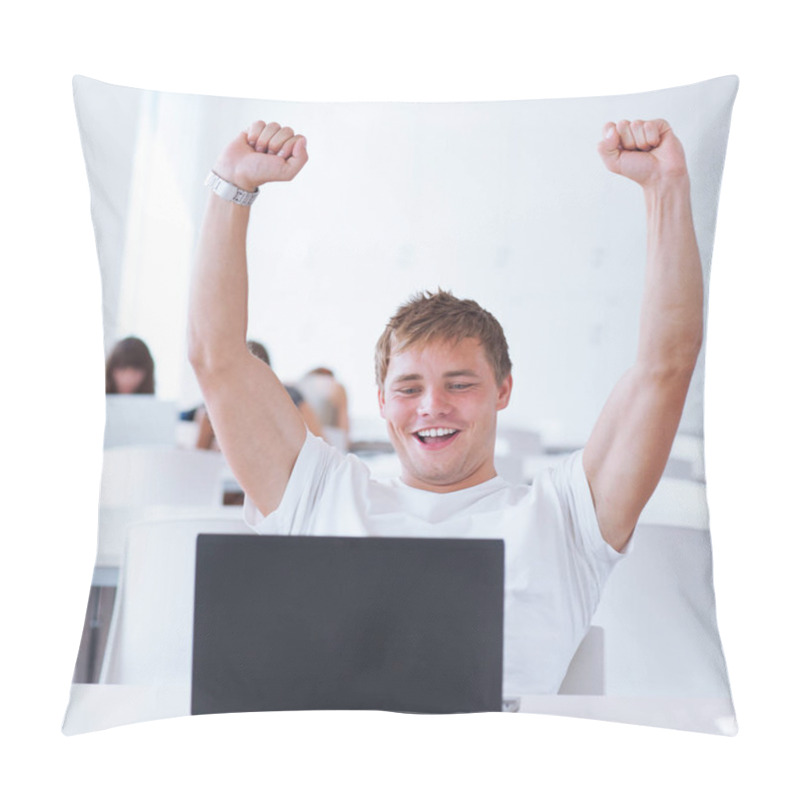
[519,695,736,735]
[64,684,190,735]
[63,684,736,736]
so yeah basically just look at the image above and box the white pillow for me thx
[64,74,738,736]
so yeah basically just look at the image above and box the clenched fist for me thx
[213,121,309,193]
[598,119,688,188]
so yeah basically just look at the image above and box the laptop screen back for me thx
[103,395,176,448]
[192,534,504,715]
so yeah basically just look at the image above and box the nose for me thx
[418,386,452,417]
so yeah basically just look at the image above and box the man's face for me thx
[378,337,512,493]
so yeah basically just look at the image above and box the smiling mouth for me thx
[413,427,459,445]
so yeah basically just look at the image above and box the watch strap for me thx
[204,171,259,206]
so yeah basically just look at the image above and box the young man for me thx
[188,118,703,696]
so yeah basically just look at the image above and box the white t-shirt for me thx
[245,432,625,696]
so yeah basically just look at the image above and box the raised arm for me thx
[583,119,703,552]
[188,121,309,516]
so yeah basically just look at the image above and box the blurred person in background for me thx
[105,336,155,394]
[296,366,350,450]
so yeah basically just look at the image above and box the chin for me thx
[406,460,481,492]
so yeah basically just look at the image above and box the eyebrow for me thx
[391,369,481,384]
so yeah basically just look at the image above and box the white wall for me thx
[74,76,734,444]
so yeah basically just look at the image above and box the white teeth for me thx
[417,428,456,438]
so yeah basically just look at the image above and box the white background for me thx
[3,1,798,797]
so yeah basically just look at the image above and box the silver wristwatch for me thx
[204,171,259,206]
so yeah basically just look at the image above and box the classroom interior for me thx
[64,77,736,735]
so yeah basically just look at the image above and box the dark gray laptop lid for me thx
[192,534,504,715]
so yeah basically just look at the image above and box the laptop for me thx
[191,534,504,715]
[103,395,177,448]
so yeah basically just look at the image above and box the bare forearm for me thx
[188,194,251,372]
[188,123,307,377]
[637,178,704,372]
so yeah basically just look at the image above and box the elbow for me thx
[187,329,212,376]
[690,322,704,359]
[685,326,704,370]
[639,324,703,380]
[674,329,703,375]
[187,329,240,383]
[644,354,699,388]
[636,343,701,388]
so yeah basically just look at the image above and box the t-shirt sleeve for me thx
[554,449,628,568]
[243,431,341,533]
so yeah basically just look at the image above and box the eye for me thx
[396,386,421,396]
[449,383,475,391]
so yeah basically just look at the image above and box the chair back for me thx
[495,426,544,457]
[592,521,730,697]
[99,446,225,507]
[558,626,605,695]
[100,515,251,685]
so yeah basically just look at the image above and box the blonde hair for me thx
[374,289,512,388]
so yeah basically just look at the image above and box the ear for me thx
[496,374,512,411]
[377,386,386,418]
